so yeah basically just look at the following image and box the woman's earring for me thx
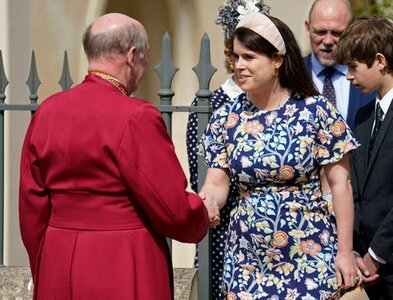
[229,64,234,72]
[272,67,278,77]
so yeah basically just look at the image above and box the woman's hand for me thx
[199,192,220,228]
[199,167,230,228]
[334,250,362,288]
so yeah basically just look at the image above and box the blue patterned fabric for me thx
[200,93,358,299]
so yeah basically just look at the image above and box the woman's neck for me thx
[248,87,290,111]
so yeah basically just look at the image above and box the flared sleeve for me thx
[311,96,359,165]
[198,105,231,169]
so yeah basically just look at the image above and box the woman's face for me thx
[233,37,279,94]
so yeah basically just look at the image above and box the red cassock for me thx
[19,74,208,300]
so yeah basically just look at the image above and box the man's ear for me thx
[304,20,311,37]
[127,46,137,66]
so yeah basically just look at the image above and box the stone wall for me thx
[0,267,197,300]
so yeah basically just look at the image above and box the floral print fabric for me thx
[199,93,358,299]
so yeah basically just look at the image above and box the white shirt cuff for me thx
[368,247,387,264]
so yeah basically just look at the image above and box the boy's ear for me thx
[375,53,387,70]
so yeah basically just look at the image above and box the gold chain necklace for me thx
[90,71,128,96]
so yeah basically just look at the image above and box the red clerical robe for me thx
[19,74,208,300]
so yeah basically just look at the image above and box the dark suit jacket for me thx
[351,100,393,268]
[304,54,374,129]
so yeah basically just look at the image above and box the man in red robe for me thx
[19,13,217,300]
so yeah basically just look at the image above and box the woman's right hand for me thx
[199,192,220,228]
[334,250,362,288]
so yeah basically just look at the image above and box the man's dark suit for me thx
[304,54,374,129]
[352,100,393,299]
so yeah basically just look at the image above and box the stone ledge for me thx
[0,266,32,299]
[173,268,198,300]
[0,266,197,300]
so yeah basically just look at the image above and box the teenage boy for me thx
[335,16,393,299]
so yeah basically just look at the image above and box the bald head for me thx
[83,13,148,61]
[308,0,353,24]
[306,0,353,66]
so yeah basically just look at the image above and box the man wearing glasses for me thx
[304,0,374,130]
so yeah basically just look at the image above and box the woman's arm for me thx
[325,154,362,288]
[200,167,230,210]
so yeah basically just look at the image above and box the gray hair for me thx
[83,23,146,60]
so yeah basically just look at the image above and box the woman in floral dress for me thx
[186,1,270,298]
[199,12,362,299]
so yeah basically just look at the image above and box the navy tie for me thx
[369,102,384,153]
[322,67,336,107]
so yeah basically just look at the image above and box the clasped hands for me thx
[332,251,380,299]
[199,192,220,228]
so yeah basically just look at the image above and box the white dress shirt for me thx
[310,53,350,120]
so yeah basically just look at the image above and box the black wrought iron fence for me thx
[0,32,217,299]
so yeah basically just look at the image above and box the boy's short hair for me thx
[335,16,393,73]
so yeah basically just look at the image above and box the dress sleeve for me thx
[19,112,51,280]
[313,96,359,165]
[198,105,230,169]
[117,103,208,243]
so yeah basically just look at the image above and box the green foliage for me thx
[352,0,393,18]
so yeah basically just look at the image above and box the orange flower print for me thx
[244,120,264,135]
[227,292,237,300]
[278,165,295,181]
[225,113,239,129]
[300,240,322,257]
[271,231,289,248]
[330,120,346,137]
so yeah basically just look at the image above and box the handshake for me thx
[199,192,221,228]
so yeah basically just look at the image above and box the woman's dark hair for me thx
[234,16,318,97]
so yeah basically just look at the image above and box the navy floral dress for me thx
[199,93,358,300]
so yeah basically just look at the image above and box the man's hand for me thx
[354,252,380,284]
[363,253,381,279]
